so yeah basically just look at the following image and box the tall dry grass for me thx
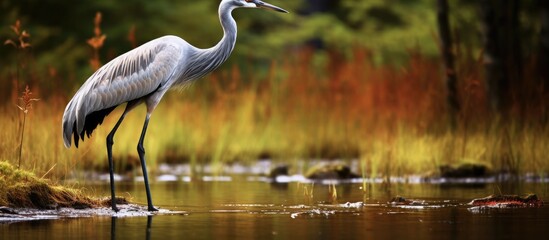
[1,46,547,179]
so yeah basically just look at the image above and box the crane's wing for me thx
[62,36,186,148]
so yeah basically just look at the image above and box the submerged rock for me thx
[469,194,543,207]
[439,163,490,178]
[305,162,359,180]
[268,164,289,179]
[388,196,410,205]
[388,196,426,206]
[0,206,17,214]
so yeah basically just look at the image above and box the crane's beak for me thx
[254,0,288,13]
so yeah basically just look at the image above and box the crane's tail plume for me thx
[62,97,117,148]
[62,99,78,148]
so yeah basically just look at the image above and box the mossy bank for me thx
[0,161,102,209]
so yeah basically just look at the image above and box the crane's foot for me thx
[112,206,120,212]
[148,206,159,212]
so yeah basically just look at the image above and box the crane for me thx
[62,0,288,212]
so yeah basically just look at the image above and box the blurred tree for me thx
[479,0,509,115]
[540,0,549,123]
[299,0,339,49]
[479,0,528,116]
[502,0,522,116]
[436,0,459,128]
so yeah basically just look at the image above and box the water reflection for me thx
[146,216,152,240]
[111,217,115,239]
[269,181,289,190]
[111,216,153,240]
[1,181,548,240]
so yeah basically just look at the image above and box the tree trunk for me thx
[540,0,549,123]
[436,0,460,128]
[480,0,509,115]
[502,0,522,115]
[507,0,521,83]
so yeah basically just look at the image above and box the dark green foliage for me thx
[0,0,545,97]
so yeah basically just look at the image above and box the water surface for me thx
[2,177,548,239]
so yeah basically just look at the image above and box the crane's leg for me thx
[106,101,139,212]
[106,111,128,212]
[137,113,158,211]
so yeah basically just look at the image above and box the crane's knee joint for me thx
[106,136,114,146]
[137,144,145,154]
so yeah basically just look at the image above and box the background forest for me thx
[0,0,547,179]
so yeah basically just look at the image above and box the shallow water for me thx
[2,177,549,239]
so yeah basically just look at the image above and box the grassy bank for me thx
[0,50,547,179]
[0,161,99,209]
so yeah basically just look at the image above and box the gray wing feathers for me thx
[62,37,185,148]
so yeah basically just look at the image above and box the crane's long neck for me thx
[185,3,237,80]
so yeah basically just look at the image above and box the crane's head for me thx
[233,0,288,13]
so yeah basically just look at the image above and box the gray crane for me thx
[62,0,288,212]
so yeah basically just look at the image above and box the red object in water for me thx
[469,194,543,207]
